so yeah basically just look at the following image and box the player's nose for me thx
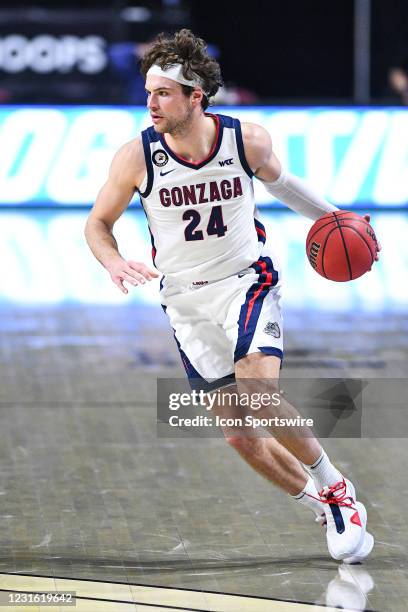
[147,94,159,111]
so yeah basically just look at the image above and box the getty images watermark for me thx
[156,379,333,438]
[158,378,408,438]
[166,388,314,430]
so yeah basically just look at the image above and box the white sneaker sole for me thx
[343,531,374,564]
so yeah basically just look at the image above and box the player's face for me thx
[145,75,193,135]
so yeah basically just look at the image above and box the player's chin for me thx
[152,119,167,133]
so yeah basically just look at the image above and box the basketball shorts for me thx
[161,255,283,391]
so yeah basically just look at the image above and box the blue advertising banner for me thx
[0,106,407,207]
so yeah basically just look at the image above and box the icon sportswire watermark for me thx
[156,378,379,439]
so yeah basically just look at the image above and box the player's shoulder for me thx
[113,136,144,167]
[241,122,272,148]
[110,136,146,186]
[240,122,272,170]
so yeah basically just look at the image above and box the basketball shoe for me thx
[299,477,374,563]
[318,478,374,562]
[315,511,374,563]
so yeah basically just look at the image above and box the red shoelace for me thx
[307,478,356,510]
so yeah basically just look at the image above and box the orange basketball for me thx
[306,211,378,282]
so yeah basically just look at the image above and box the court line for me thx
[0,589,207,612]
[0,572,375,611]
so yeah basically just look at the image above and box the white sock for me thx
[291,475,324,518]
[305,449,343,491]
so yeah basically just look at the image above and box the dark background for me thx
[196,0,408,101]
[1,0,408,103]
[192,0,354,100]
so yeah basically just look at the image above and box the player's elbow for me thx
[84,214,111,242]
[84,215,95,246]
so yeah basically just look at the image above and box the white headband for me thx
[146,63,209,96]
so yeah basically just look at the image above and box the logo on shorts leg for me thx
[264,322,281,338]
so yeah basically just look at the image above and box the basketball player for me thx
[85,29,379,563]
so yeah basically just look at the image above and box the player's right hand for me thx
[107,258,159,294]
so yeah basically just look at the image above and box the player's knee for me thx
[237,380,280,409]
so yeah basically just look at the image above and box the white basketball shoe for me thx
[303,478,374,563]
[318,478,374,562]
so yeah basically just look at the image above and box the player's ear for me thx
[191,88,203,107]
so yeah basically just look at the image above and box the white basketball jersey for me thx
[138,113,269,285]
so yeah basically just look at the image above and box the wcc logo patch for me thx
[152,149,169,167]
[264,322,281,338]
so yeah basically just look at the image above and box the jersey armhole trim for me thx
[234,118,254,179]
[138,129,154,198]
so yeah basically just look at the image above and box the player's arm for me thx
[85,138,159,294]
[241,123,380,259]
[241,122,338,221]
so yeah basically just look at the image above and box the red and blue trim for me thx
[234,256,279,363]
[254,218,266,244]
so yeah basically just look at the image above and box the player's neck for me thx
[165,113,216,163]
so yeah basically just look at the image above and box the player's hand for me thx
[363,213,381,262]
[107,257,159,294]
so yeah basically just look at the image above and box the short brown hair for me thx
[140,29,223,110]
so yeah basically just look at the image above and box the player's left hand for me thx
[363,213,381,261]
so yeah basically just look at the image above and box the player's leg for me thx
[224,257,373,562]
[209,385,324,518]
[161,287,325,523]
[225,434,325,520]
[235,352,374,562]
[235,353,323,465]
[162,279,372,561]
[225,432,307,495]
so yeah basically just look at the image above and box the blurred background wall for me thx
[1,0,408,105]
[0,0,406,310]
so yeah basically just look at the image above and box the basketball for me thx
[306,211,379,281]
